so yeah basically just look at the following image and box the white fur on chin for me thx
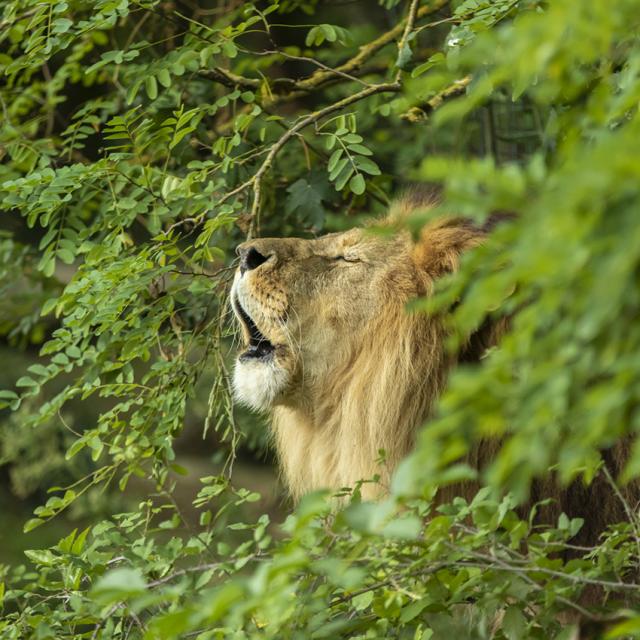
[233,357,289,412]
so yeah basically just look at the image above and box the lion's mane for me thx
[270,195,488,502]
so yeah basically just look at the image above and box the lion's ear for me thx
[412,219,483,279]
[413,212,515,279]
[412,213,514,362]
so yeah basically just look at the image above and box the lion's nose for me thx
[237,245,270,274]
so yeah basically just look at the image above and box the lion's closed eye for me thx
[330,254,362,263]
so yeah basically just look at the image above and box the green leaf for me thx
[381,515,421,539]
[92,568,147,599]
[502,606,527,640]
[334,164,354,191]
[349,174,366,195]
[57,248,75,264]
[41,297,60,316]
[321,25,337,43]
[305,26,320,47]
[65,439,86,460]
[157,68,171,88]
[27,364,49,377]
[71,527,91,555]
[346,143,373,156]
[329,157,349,182]
[412,52,445,78]
[352,591,374,611]
[396,41,412,69]
[145,76,158,100]
[354,156,381,176]
[23,518,45,533]
[127,79,144,104]
[399,599,429,623]
[66,345,82,359]
[53,18,73,34]
[41,254,56,277]
[24,549,57,566]
[328,149,343,172]
[52,353,69,365]
[222,41,238,58]
[16,376,38,388]
[342,133,362,144]
[171,463,189,476]
[286,178,325,226]
[606,616,640,638]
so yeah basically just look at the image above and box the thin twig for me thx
[146,561,227,588]
[201,67,261,90]
[401,75,472,121]
[260,50,372,88]
[246,80,401,235]
[395,0,422,82]
[91,603,123,639]
[209,0,450,124]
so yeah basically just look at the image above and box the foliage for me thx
[1,0,640,638]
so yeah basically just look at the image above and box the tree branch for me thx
[201,67,261,90]
[167,2,451,234]
[401,75,472,121]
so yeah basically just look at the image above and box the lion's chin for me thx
[232,356,290,412]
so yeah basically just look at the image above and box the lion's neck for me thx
[271,312,447,502]
[272,405,361,500]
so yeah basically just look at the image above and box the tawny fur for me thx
[272,309,448,500]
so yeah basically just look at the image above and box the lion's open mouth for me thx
[233,297,276,360]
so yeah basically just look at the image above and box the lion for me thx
[230,191,634,548]
[231,192,469,501]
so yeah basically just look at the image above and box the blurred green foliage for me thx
[1,0,640,638]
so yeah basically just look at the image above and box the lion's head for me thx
[231,195,487,500]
